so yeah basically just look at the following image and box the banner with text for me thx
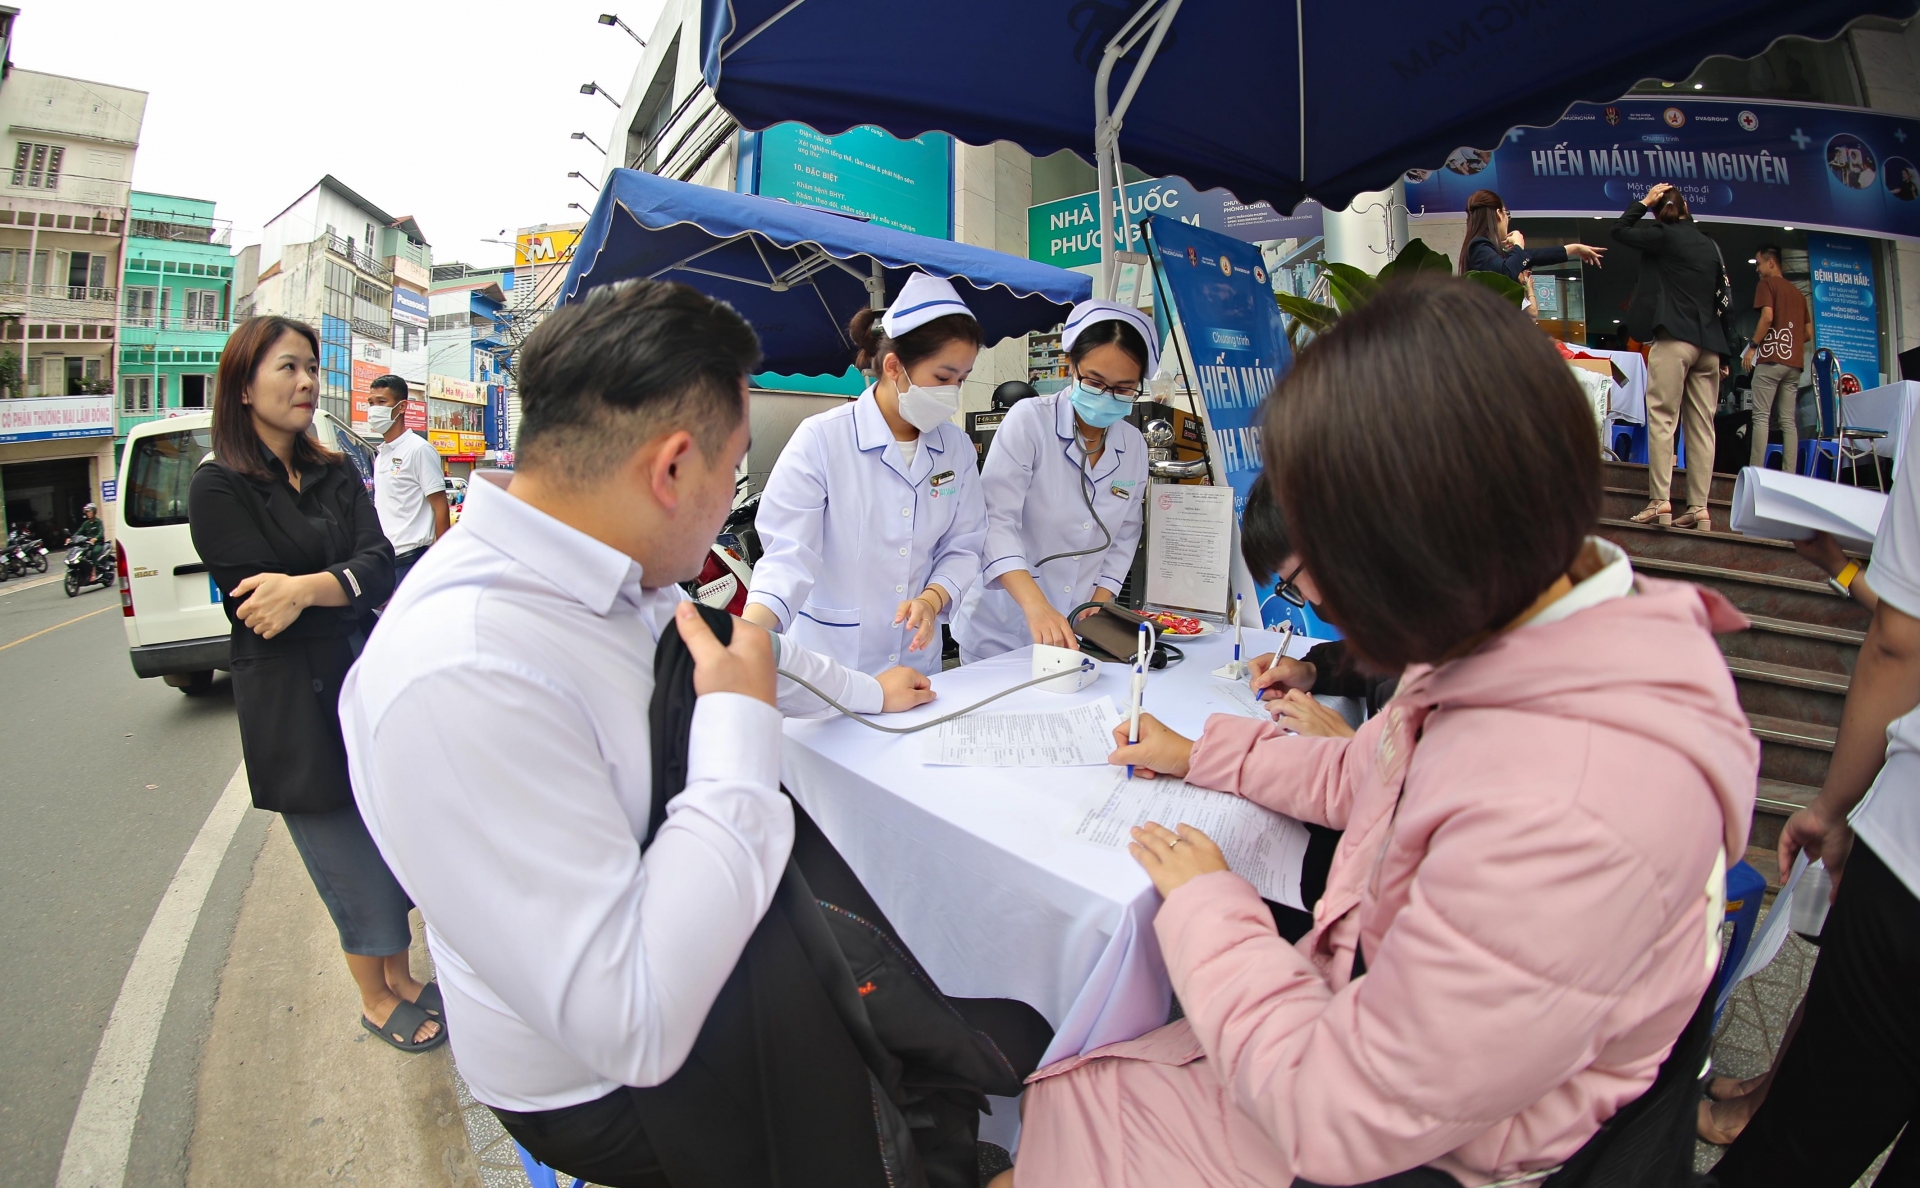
[1030,181,1322,270]
[1404,98,1920,242]
[1808,232,1884,392]
[1147,217,1333,635]
[0,394,114,444]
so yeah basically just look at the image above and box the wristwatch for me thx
[1829,560,1861,599]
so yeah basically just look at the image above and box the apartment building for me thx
[241,176,425,427]
[0,7,147,543]
[117,191,234,439]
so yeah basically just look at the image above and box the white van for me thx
[117,409,376,692]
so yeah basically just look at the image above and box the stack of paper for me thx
[1729,467,1887,550]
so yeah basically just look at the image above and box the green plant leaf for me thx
[1375,237,1454,281]
[1322,262,1380,313]
[1465,270,1528,307]
[1274,292,1341,339]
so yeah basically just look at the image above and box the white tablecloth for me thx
[1841,380,1920,472]
[781,627,1315,1147]
[1585,347,1649,426]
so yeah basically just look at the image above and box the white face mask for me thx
[890,365,961,432]
[365,404,396,434]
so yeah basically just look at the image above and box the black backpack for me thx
[627,603,1053,1188]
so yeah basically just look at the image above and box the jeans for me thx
[1749,362,1801,471]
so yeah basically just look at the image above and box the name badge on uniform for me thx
[1110,479,1137,500]
[928,470,956,498]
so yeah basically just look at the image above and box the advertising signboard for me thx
[1808,232,1884,392]
[485,382,513,450]
[1403,98,1920,241]
[755,123,951,239]
[351,359,385,425]
[428,375,485,404]
[0,394,114,443]
[427,429,461,455]
[1030,182,1321,270]
[1148,216,1334,637]
[457,432,489,456]
[392,288,429,327]
[516,228,582,269]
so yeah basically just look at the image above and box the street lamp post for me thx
[568,203,590,215]
[578,82,620,109]
[568,172,601,193]
[597,13,647,45]
[571,131,607,155]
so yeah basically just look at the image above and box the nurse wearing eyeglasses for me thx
[952,301,1155,663]
[743,273,988,676]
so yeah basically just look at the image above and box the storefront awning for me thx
[699,0,1917,219]
[557,170,1091,377]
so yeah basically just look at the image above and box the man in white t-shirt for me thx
[1713,423,1920,1184]
[366,375,449,591]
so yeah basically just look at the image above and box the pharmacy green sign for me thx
[756,123,952,239]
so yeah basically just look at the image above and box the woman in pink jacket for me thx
[991,275,1759,1188]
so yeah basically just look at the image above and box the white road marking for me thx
[56,764,252,1188]
[0,572,64,597]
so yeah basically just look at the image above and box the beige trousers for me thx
[1646,336,1721,509]
[1749,362,1801,470]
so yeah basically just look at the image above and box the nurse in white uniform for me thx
[744,273,988,676]
[952,301,1154,663]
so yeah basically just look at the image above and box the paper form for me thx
[1144,484,1234,614]
[1206,678,1273,720]
[923,696,1122,767]
[1070,773,1311,908]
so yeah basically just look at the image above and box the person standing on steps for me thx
[1743,246,1810,472]
[188,315,443,1055]
[1614,182,1732,532]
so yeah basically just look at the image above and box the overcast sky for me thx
[19,0,665,266]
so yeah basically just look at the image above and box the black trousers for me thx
[493,1088,668,1188]
[1713,840,1919,1187]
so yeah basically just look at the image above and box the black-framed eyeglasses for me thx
[1076,375,1142,400]
[1273,561,1308,608]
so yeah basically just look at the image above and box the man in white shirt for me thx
[341,279,935,1183]
[365,374,448,591]
[1712,420,1920,1184]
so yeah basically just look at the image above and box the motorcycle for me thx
[64,536,114,597]
[684,478,762,615]
[4,529,48,578]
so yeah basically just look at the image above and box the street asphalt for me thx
[0,573,263,1187]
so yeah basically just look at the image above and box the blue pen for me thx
[1127,622,1148,778]
[1232,593,1244,665]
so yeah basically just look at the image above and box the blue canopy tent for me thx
[556,169,1091,377]
[702,0,1916,294]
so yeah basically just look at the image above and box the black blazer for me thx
[1612,203,1731,355]
[189,446,393,813]
[1462,236,1568,281]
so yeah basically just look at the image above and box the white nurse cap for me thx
[1061,300,1160,376]
[882,272,976,338]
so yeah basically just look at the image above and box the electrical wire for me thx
[776,662,1099,734]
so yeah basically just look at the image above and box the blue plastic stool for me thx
[1614,422,1649,464]
[1764,442,1785,471]
[1712,860,1768,1027]
[513,1140,574,1188]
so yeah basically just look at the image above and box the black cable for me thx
[1034,431,1113,568]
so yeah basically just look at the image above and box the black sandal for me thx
[412,980,445,1018]
[363,998,447,1052]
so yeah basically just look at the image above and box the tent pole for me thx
[1094,0,1182,301]
[867,259,885,311]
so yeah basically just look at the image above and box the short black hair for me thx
[1266,274,1598,669]
[1756,245,1783,266]
[369,374,409,399]
[516,279,762,486]
[1240,470,1293,584]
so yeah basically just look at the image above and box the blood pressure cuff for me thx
[1073,601,1176,668]
[637,602,1053,1188]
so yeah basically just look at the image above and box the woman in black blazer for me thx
[1456,188,1608,278]
[188,316,443,1053]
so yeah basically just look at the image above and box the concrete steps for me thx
[1596,460,1871,890]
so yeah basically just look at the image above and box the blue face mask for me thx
[1068,380,1134,429]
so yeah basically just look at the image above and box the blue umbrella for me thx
[702,0,1914,289]
[557,168,1091,376]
